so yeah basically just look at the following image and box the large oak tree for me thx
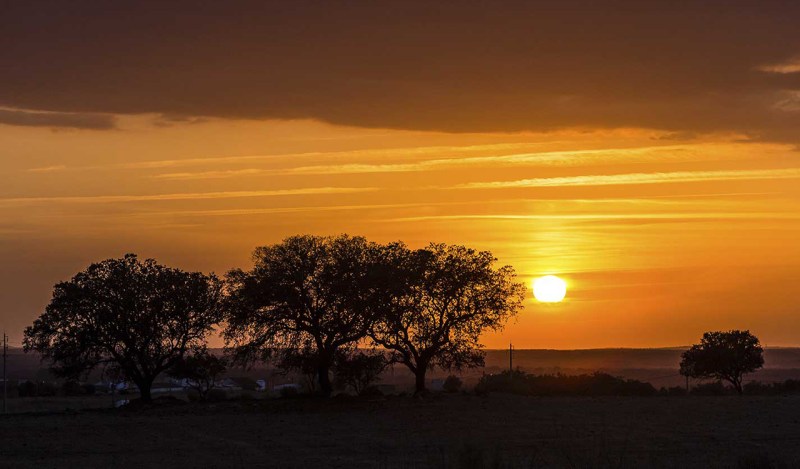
[680,330,764,394]
[223,235,397,396]
[23,254,223,402]
[372,243,526,394]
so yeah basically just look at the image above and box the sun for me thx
[532,275,567,303]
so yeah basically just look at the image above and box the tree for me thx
[168,349,228,401]
[333,350,388,395]
[680,330,764,394]
[371,243,526,394]
[223,235,398,396]
[23,254,222,402]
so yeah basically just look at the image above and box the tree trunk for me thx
[414,368,427,395]
[137,378,154,402]
[733,378,743,395]
[318,363,332,397]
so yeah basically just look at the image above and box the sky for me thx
[2,1,800,349]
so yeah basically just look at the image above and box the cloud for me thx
[454,168,800,189]
[151,144,764,180]
[757,57,800,74]
[2,1,800,141]
[0,108,115,130]
[0,187,375,206]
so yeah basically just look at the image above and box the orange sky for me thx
[2,2,800,349]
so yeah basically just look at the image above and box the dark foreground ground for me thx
[2,394,799,468]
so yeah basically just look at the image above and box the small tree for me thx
[23,254,222,402]
[168,349,228,401]
[372,243,526,395]
[333,350,388,395]
[680,330,764,395]
[223,235,398,396]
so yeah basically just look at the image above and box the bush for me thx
[62,380,85,396]
[37,382,58,397]
[475,370,657,397]
[18,381,36,397]
[231,377,259,391]
[279,386,299,398]
[206,388,228,401]
[690,381,729,396]
[82,383,97,395]
[333,350,388,395]
[443,375,463,393]
[659,386,687,396]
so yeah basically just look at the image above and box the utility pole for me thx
[3,332,7,414]
[509,342,513,373]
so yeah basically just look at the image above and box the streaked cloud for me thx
[0,187,375,206]
[0,108,116,130]
[455,168,800,190]
[757,57,800,74]
[387,213,800,223]
[151,144,763,180]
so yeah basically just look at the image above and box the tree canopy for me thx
[680,330,764,394]
[23,254,222,402]
[371,243,526,394]
[223,234,398,396]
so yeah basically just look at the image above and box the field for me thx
[2,394,800,468]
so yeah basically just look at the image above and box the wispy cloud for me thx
[757,57,800,74]
[151,144,754,180]
[0,187,375,206]
[454,168,800,189]
[26,165,67,173]
[0,108,116,130]
[387,213,800,223]
[26,142,549,173]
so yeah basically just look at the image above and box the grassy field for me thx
[2,394,800,468]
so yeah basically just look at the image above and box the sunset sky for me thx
[2,1,800,349]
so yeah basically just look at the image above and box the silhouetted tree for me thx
[333,350,388,395]
[168,348,227,400]
[23,254,222,402]
[680,330,764,394]
[371,243,526,394]
[223,235,398,396]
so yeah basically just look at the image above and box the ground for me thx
[2,394,800,468]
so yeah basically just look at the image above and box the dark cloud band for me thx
[2,0,799,139]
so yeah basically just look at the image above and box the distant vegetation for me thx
[476,370,657,396]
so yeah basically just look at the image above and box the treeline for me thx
[23,235,526,401]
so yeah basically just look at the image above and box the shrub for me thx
[207,388,228,401]
[37,382,58,396]
[279,386,299,398]
[333,350,388,395]
[62,380,85,396]
[443,375,463,393]
[659,386,687,396]
[18,381,36,397]
[475,370,657,397]
[690,381,729,396]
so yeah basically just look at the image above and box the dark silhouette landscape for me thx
[4,2,800,468]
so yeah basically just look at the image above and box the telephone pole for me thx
[3,332,7,414]
[509,342,513,373]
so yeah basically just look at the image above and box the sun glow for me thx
[533,275,567,303]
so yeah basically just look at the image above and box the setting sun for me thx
[533,275,567,303]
